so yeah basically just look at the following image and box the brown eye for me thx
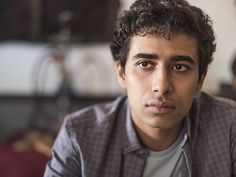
[140,62,149,68]
[137,61,155,70]
[174,64,183,70]
[172,64,188,72]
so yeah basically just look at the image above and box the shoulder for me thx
[193,92,236,123]
[197,91,236,111]
[62,96,128,136]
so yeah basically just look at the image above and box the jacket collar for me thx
[121,99,143,154]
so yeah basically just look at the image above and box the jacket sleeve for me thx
[43,116,81,177]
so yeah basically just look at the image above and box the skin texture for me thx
[116,33,205,151]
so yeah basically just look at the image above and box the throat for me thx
[135,125,184,151]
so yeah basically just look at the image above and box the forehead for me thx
[128,33,199,62]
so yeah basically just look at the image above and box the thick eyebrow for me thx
[133,53,196,64]
[172,55,195,64]
[133,53,159,60]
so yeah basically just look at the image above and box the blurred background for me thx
[0,0,235,176]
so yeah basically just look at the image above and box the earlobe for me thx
[115,61,127,88]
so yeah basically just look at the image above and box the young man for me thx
[44,0,236,176]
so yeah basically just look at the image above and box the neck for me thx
[134,122,183,151]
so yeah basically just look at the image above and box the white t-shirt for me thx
[142,131,187,177]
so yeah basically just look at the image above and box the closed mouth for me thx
[145,101,176,114]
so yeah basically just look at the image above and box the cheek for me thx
[176,76,200,93]
[125,77,150,108]
[176,81,198,107]
[174,80,199,109]
[126,68,142,88]
[126,73,150,96]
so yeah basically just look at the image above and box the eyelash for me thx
[137,61,189,72]
[171,64,189,72]
[137,61,155,69]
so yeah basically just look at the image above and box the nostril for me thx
[152,82,173,95]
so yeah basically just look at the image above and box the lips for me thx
[145,100,176,114]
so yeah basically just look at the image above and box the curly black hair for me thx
[110,0,216,78]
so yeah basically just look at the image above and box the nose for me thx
[152,68,173,95]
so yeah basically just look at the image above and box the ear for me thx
[196,72,206,92]
[115,61,127,88]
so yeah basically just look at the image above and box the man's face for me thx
[116,33,204,132]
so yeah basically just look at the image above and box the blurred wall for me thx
[0,42,122,96]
